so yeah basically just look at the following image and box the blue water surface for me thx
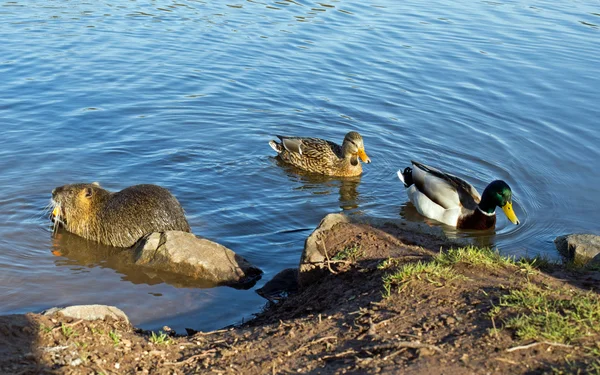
[1,0,599,332]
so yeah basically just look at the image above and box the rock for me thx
[298,213,349,289]
[43,305,129,323]
[133,231,262,287]
[256,268,299,301]
[554,234,600,264]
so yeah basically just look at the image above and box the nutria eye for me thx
[85,188,93,198]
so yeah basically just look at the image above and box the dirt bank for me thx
[2,220,599,374]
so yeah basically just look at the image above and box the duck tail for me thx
[269,140,283,153]
[397,167,413,187]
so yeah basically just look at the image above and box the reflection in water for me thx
[274,158,362,211]
[399,203,496,249]
[51,228,226,289]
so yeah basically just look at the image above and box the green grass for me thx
[39,324,52,334]
[149,331,171,345]
[382,246,515,298]
[333,244,364,262]
[108,330,120,346]
[435,246,515,268]
[517,255,556,272]
[491,283,600,343]
[565,256,600,272]
[378,257,401,270]
[382,260,462,298]
[60,323,77,338]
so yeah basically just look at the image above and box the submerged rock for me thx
[133,231,262,287]
[554,234,600,264]
[256,268,299,301]
[43,305,129,323]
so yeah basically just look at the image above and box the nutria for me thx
[51,182,191,248]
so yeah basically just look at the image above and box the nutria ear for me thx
[91,182,101,187]
[85,187,94,198]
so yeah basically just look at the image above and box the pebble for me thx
[69,358,82,367]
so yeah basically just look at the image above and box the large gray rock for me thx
[43,305,129,323]
[133,231,262,286]
[554,234,600,264]
[298,213,349,288]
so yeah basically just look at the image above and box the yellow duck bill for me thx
[501,202,520,225]
[357,149,371,163]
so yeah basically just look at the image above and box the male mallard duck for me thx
[397,161,520,229]
[269,131,371,177]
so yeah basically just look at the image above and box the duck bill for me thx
[501,202,520,225]
[357,148,371,164]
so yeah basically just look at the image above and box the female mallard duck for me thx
[269,131,371,177]
[397,161,520,230]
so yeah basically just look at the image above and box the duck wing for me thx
[411,161,481,210]
[277,136,340,159]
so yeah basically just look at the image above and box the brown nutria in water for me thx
[51,182,191,248]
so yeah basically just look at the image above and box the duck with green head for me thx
[397,161,520,230]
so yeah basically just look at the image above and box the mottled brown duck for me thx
[269,131,371,177]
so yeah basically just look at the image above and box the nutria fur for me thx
[51,183,191,248]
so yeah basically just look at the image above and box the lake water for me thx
[1,0,599,332]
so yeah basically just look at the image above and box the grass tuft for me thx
[61,323,77,338]
[436,246,514,268]
[149,331,171,345]
[492,283,600,343]
[109,330,120,346]
[333,244,364,262]
[382,260,462,298]
[517,255,556,272]
[382,246,513,298]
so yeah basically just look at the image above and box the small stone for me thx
[446,317,456,325]
[115,363,120,369]
[69,358,82,367]
[418,348,435,357]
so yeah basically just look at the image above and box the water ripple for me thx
[1,0,599,332]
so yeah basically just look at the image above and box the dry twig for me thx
[52,319,84,332]
[506,341,573,353]
[194,328,230,336]
[291,336,338,355]
[322,340,442,360]
[319,240,338,274]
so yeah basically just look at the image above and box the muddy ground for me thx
[1,221,599,374]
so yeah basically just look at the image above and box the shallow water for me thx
[1,0,599,332]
